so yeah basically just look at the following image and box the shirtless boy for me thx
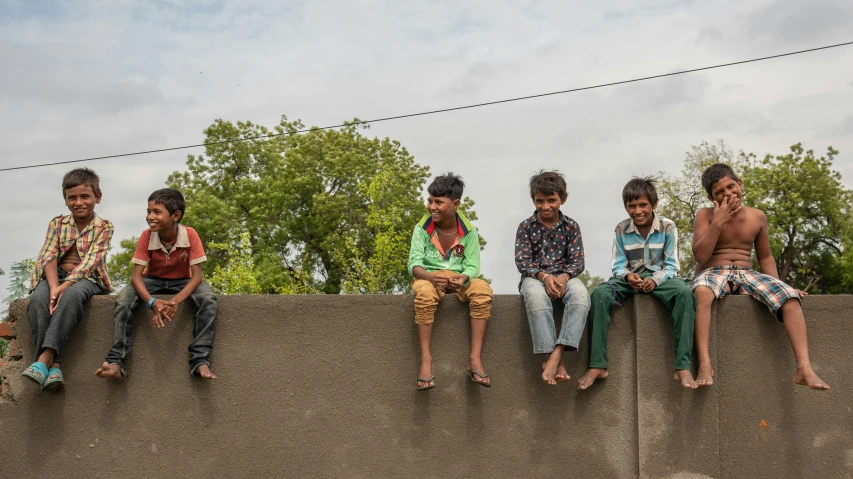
[691,163,829,390]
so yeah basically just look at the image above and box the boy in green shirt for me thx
[407,173,493,391]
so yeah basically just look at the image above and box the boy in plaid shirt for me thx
[21,168,113,391]
[691,163,828,390]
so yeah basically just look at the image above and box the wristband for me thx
[541,273,551,283]
[147,297,158,310]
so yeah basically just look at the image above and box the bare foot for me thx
[94,362,123,379]
[578,368,608,390]
[696,363,714,387]
[674,369,697,389]
[793,367,829,390]
[541,362,557,385]
[195,365,217,379]
[468,358,491,386]
[418,360,434,389]
[555,363,570,383]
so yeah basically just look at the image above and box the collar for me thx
[626,213,661,234]
[528,210,565,227]
[418,211,473,238]
[148,224,191,251]
[61,213,104,232]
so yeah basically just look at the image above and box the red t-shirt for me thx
[131,225,206,279]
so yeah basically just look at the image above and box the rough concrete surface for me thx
[0,294,849,479]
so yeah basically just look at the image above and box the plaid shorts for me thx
[692,265,801,321]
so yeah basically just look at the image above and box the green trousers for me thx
[588,273,695,370]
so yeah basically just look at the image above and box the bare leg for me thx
[693,287,715,387]
[468,318,490,385]
[541,345,566,385]
[578,368,608,390]
[674,370,697,389]
[95,362,123,379]
[780,301,829,390]
[417,323,435,389]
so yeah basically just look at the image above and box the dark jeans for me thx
[105,277,217,375]
[27,268,105,364]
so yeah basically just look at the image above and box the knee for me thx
[115,286,138,309]
[520,280,550,309]
[590,285,614,307]
[467,279,493,296]
[693,286,715,305]
[564,279,590,307]
[412,280,439,301]
[195,283,218,305]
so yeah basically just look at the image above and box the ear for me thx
[560,195,567,205]
[173,210,184,222]
[95,191,102,204]
[452,199,461,209]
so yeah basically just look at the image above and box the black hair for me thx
[701,163,740,195]
[529,170,568,201]
[622,176,658,206]
[62,167,101,198]
[148,188,186,222]
[427,173,465,200]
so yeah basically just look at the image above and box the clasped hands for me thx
[627,273,656,293]
[149,298,180,328]
[428,272,469,292]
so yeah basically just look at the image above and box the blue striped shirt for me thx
[611,214,680,285]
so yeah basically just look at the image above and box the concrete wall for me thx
[0,294,850,479]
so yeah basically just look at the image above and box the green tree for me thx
[1,259,33,358]
[577,270,606,294]
[657,140,751,276]
[158,115,477,294]
[741,144,853,292]
[106,236,138,292]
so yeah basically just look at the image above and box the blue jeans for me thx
[27,268,105,363]
[105,277,217,375]
[520,277,590,354]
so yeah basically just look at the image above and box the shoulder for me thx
[614,218,632,233]
[746,207,767,220]
[695,207,714,220]
[560,214,580,230]
[656,215,678,234]
[47,215,64,227]
[183,225,202,239]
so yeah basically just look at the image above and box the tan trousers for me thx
[412,272,493,325]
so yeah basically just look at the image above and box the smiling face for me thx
[533,192,565,224]
[427,195,459,225]
[64,184,101,222]
[708,175,743,204]
[624,194,655,228]
[146,200,182,233]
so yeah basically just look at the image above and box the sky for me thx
[1,0,852,298]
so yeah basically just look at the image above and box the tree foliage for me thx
[106,236,138,292]
[157,115,480,294]
[741,143,853,292]
[577,270,606,295]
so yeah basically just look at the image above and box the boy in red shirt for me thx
[95,188,218,380]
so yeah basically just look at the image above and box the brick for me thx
[0,322,13,338]
[8,340,22,359]
[0,361,5,368]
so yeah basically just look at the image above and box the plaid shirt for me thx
[30,213,114,292]
[514,211,585,289]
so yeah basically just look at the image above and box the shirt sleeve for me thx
[65,221,114,283]
[187,228,207,265]
[407,226,427,277]
[30,216,62,287]
[459,228,481,283]
[131,230,152,266]
[651,224,680,285]
[514,222,539,280]
[564,221,585,279]
[611,228,629,279]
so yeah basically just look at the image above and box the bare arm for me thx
[692,208,721,264]
[753,211,780,278]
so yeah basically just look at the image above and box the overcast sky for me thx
[1,0,852,299]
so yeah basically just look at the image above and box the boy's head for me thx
[701,163,743,203]
[622,176,658,228]
[529,170,567,223]
[147,188,185,232]
[426,173,464,223]
[62,168,102,221]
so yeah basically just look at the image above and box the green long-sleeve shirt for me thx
[407,211,481,285]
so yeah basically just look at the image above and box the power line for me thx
[3,40,852,173]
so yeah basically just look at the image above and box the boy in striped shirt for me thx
[578,177,697,390]
[21,168,114,391]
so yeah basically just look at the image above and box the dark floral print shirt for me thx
[514,210,585,290]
